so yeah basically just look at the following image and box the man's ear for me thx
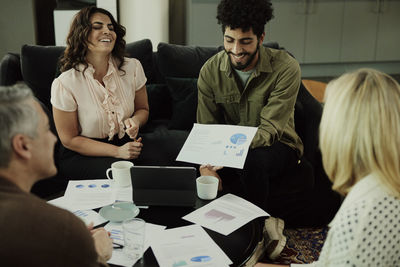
[259,32,265,45]
[11,134,32,160]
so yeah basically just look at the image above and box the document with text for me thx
[183,194,269,236]
[63,179,116,210]
[151,224,231,267]
[48,197,107,227]
[176,123,258,169]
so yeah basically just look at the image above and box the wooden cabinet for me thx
[267,0,344,63]
[341,0,379,62]
[304,0,344,63]
[266,0,307,62]
[376,0,400,61]
[341,0,400,62]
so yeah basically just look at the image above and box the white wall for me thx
[119,0,169,50]
[0,0,36,59]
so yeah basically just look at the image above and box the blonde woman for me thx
[256,68,400,266]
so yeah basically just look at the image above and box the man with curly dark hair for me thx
[197,0,303,260]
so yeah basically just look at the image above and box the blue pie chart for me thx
[230,133,247,145]
[191,256,211,262]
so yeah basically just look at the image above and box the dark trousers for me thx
[58,129,190,180]
[220,142,342,228]
[219,142,299,204]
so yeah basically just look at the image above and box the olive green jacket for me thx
[197,46,303,157]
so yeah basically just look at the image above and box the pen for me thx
[112,242,124,249]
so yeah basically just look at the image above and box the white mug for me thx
[106,161,133,187]
[196,175,219,200]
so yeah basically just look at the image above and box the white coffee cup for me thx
[106,161,133,187]
[196,175,219,200]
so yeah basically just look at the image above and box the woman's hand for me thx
[124,117,139,140]
[116,137,143,159]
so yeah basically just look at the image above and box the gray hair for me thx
[0,84,39,168]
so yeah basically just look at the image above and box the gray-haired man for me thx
[0,84,112,266]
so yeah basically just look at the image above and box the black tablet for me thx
[130,166,197,207]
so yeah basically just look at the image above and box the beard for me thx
[226,43,260,71]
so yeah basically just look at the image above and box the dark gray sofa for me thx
[0,40,341,227]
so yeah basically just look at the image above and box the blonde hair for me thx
[320,68,400,196]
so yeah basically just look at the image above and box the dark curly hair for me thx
[217,0,274,38]
[59,6,126,73]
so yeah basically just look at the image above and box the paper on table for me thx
[48,197,108,227]
[72,210,107,227]
[48,196,76,212]
[176,123,258,169]
[106,221,167,266]
[107,250,136,267]
[183,193,269,236]
[151,224,232,267]
[63,180,116,210]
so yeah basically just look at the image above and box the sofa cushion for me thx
[146,83,172,121]
[125,39,155,83]
[157,43,223,79]
[165,77,198,131]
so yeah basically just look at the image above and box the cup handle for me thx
[106,168,113,180]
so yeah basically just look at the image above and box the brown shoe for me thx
[263,216,286,260]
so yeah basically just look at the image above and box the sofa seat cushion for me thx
[165,77,198,131]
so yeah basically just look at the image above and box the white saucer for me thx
[99,202,140,222]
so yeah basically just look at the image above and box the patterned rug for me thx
[259,227,329,265]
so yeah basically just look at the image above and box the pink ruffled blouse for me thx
[51,57,146,140]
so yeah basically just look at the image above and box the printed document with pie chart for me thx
[176,123,258,169]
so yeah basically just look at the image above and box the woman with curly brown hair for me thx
[51,6,149,179]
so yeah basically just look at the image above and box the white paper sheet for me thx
[48,196,76,211]
[151,224,232,267]
[183,193,269,236]
[176,123,258,169]
[106,221,167,267]
[48,197,107,227]
[72,209,108,227]
[107,249,137,267]
[63,180,116,210]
